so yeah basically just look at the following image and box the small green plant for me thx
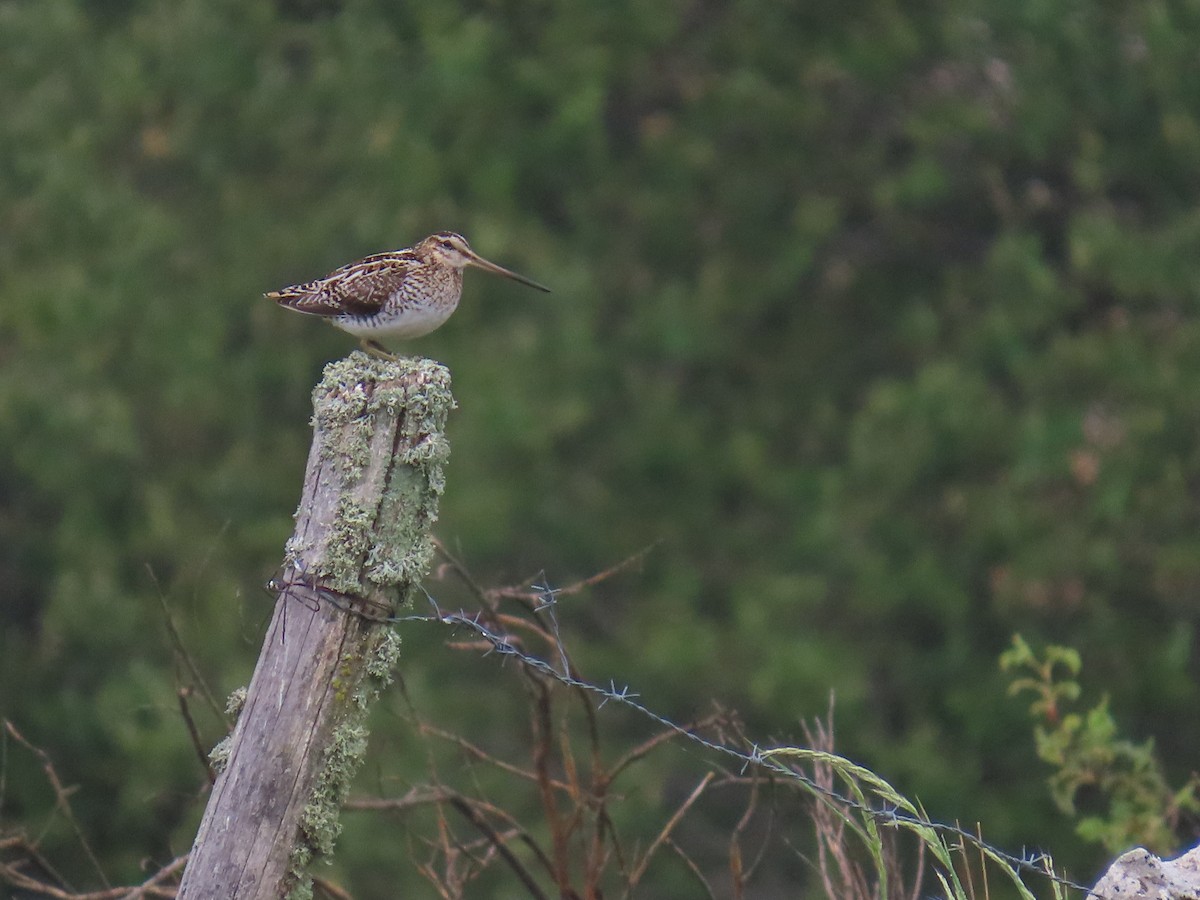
[1001,634,1200,854]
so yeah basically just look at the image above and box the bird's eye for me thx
[439,240,455,250]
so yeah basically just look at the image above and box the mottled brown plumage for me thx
[266,232,549,356]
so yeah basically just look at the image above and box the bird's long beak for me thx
[466,251,551,293]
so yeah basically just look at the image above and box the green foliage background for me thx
[2,0,1199,894]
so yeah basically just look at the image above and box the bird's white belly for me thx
[334,301,457,340]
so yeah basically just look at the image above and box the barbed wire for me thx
[271,567,1096,899]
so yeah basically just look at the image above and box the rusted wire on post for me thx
[177,352,453,899]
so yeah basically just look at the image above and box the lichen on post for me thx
[177,351,453,900]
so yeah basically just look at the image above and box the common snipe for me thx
[266,232,549,357]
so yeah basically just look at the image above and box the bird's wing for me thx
[266,252,420,318]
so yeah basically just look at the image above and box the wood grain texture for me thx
[178,352,453,899]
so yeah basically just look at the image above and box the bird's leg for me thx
[361,339,398,361]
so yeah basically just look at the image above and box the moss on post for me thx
[286,352,454,603]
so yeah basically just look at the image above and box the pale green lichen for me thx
[225,686,248,719]
[299,351,454,601]
[208,686,248,775]
[361,628,401,702]
[284,857,314,900]
[208,735,233,775]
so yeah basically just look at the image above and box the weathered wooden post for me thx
[178,352,453,899]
